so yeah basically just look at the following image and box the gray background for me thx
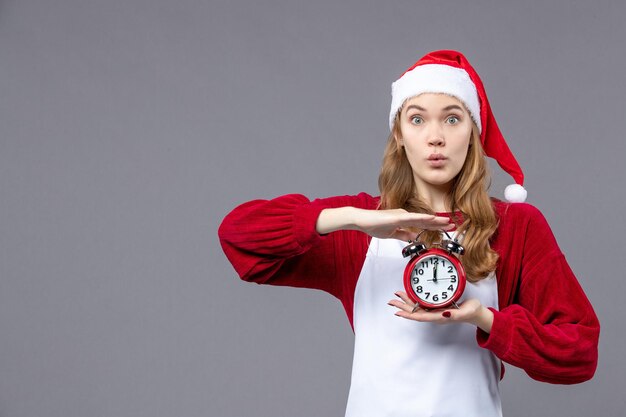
[1,0,624,416]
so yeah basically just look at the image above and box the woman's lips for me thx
[427,154,447,167]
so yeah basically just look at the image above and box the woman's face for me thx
[396,93,473,193]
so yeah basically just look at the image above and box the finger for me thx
[395,308,450,323]
[396,214,453,231]
[431,215,454,224]
[388,291,419,313]
[403,215,450,226]
[394,291,414,305]
[387,299,415,313]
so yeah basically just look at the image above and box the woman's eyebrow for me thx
[442,105,464,112]
[405,104,465,113]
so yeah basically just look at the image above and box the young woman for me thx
[218,50,599,417]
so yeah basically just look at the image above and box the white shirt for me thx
[345,237,502,417]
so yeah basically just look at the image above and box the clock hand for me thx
[432,259,438,283]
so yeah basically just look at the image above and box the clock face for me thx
[406,251,465,308]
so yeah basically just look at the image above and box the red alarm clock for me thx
[402,231,466,310]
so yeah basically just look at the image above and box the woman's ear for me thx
[394,134,403,148]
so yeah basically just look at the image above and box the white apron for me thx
[344,237,502,417]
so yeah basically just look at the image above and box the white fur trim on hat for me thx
[504,183,528,203]
[389,64,481,132]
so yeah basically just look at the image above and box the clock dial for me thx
[410,254,459,306]
[402,243,468,310]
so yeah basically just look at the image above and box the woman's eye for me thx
[410,116,423,125]
[447,116,460,125]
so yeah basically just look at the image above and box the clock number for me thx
[418,269,424,275]
[421,261,428,268]
[432,294,439,302]
[447,285,454,291]
[412,277,420,284]
[448,266,453,273]
[416,286,423,293]
[450,275,457,283]
[424,292,430,299]
[441,292,448,299]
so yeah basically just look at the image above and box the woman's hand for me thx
[316,207,453,241]
[388,291,494,333]
[354,208,454,241]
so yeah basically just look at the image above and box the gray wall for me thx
[1,0,624,416]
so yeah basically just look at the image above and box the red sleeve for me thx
[477,204,600,384]
[218,193,376,319]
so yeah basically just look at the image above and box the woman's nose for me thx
[428,128,445,147]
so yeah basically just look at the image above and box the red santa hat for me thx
[389,50,527,203]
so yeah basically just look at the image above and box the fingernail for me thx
[442,311,451,318]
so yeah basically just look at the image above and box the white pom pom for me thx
[504,184,527,202]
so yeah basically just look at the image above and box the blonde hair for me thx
[378,112,499,281]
